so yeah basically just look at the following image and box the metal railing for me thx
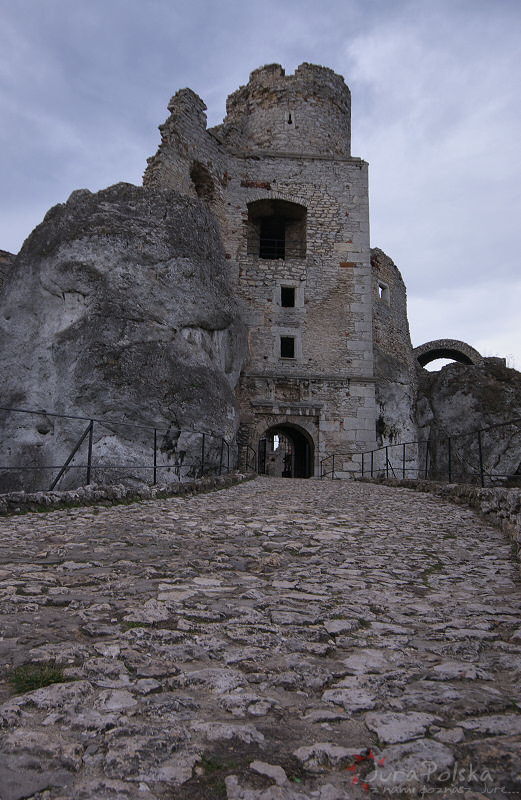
[320,453,352,480]
[259,237,285,260]
[321,418,521,488]
[359,440,427,481]
[0,406,233,492]
[241,444,257,473]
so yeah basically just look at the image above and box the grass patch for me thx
[120,620,153,631]
[200,754,237,773]
[9,662,70,694]
[358,617,371,629]
[173,741,308,800]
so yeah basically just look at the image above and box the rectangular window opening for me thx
[280,286,295,307]
[280,336,295,359]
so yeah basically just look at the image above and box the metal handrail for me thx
[241,444,257,473]
[319,418,521,487]
[320,452,351,480]
[0,406,233,491]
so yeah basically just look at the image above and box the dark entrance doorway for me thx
[259,425,314,478]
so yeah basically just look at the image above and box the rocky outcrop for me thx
[0,183,248,491]
[0,249,15,294]
[417,359,521,483]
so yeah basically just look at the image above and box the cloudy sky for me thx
[1,0,520,369]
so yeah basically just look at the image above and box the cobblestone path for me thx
[0,477,520,800]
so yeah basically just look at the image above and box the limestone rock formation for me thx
[417,359,521,483]
[0,249,15,293]
[0,183,248,491]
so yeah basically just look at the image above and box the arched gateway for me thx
[258,424,314,478]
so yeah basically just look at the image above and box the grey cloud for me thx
[0,0,519,366]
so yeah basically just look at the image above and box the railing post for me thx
[219,437,224,476]
[424,440,430,480]
[448,437,452,483]
[477,430,484,487]
[402,443,406,479]
[361,452,364,478]
[332,454,335,480]
[385,446,389,478]
[86,420,94,486]
[227,441,230,473]
[200,433,206,478]
[49,422,93,491]
[153,428,157,485]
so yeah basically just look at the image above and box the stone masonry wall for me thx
[225,159,372,377]
[371,248,418,448]
[144,89,229,230]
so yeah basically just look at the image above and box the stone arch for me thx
[259,422,314,478]
[245,188,309,209]
[414,339,484,368]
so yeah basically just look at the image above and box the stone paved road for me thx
[0,477,520,800]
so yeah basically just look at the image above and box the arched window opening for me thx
[247,199,306,260]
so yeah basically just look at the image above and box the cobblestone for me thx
[0,477,520,799]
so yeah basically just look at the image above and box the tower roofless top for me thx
[210,63,352,158]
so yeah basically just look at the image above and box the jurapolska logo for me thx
[345,753,513,796]
[345,750,386,792]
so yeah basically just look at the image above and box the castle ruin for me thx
[144,63,420,477]
[2,63,507,489]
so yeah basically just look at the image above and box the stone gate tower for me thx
[144,63,378,476]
